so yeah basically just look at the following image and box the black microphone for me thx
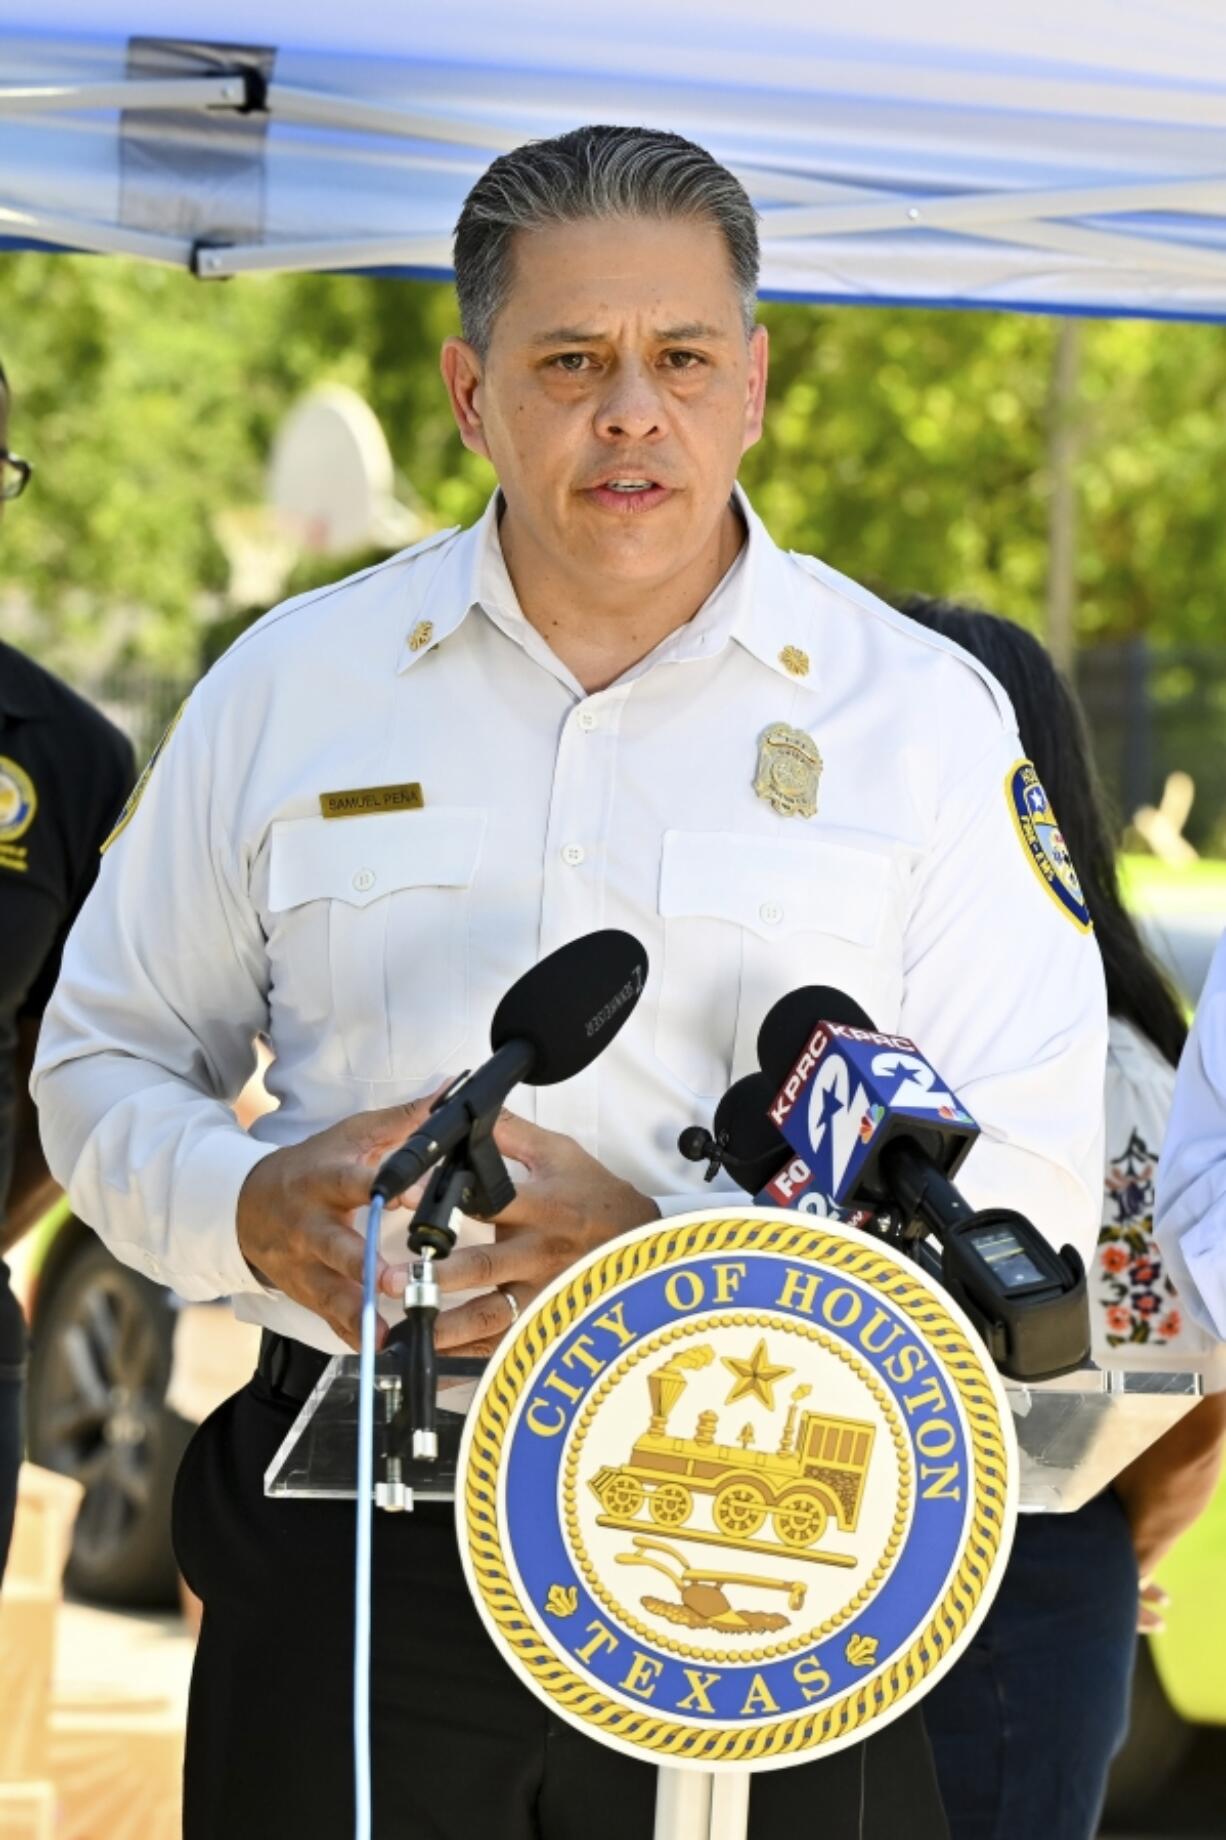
[371,930,648,1203]
[678,1072,791,1192]
[757,984,875,1090]
[756,983,1088,1377]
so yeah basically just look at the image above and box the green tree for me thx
[4,250,1226,680]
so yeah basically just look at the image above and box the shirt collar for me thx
[0,642,53,719]
[396,484,816,691]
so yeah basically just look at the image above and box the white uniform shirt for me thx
[1156,928,1226,1341]
[32,488,1108,1355]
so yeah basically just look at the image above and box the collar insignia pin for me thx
[408,620,434,653]
[779,645,810,678]
[755,723,823,819]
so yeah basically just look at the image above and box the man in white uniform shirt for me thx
[34,128,1106,1838]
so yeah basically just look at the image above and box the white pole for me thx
[653,1768,751,1840]
[709,1773,752,1840]
[654,1769,712,1840]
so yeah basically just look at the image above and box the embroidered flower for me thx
[1132,1258,1161,1287]
[1133,1292,1162,1318]
[1158,1311,1183,1340]
[1100,1245,1130,1275]
[1106,1306,1132,1334]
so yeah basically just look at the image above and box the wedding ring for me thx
[500,1286,521,1327]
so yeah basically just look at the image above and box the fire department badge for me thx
[754,724,822,819]
[1007,758,1092,932]
[458,1209,1016,1770]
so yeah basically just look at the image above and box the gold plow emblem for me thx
[754,723,823,818]
[587,1344,874,1570]
[617,1535,806,1633]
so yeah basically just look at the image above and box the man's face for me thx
[443,214,767,589]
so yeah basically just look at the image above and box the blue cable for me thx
[355,1190,385,1840]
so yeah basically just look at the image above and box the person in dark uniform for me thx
[0,357,135,1578]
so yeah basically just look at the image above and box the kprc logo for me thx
[769,1022,912,1129]
[802,1050,869,1201]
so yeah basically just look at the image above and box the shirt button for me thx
[561,844,586,867]
[353,868,376,893]
[577,709,598,732]
[759,901,784,925]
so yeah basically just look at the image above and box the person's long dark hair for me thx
[897,594,1187,1069]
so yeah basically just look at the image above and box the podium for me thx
[266,1207,1200,1840]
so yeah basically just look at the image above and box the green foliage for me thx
[3,250,1226,679]
[0,254,491,672]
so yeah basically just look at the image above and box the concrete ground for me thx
[56,1597,194,1717]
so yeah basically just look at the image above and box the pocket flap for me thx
[268,808,486,912]
[659,830,889,945]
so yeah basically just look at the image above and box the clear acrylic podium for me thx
[265,1350,1201,1514]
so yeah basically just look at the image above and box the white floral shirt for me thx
[1096,1015,1226,1386]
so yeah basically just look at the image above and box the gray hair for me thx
[454,125,760,356]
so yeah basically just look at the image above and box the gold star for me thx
[721,1339,794,1411]
[779,645,810,678]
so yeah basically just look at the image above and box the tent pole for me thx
[0,78,245,115]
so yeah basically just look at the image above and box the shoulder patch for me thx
[1007,758,1092,931]
[0,755,37,842]
[0,755,37,873]
[101,701,186,855]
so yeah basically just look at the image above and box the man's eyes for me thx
[544,351,707,373]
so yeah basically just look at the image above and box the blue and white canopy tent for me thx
[3,0,1226,319]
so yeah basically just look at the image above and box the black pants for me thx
[0,1266,26,1585]
[924,1491,1138,1840]
[174,1371,950,1840]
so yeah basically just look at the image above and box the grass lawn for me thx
[1119,853,1226,918]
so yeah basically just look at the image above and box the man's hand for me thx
[236,1095,439,1350]
[434,1112,659,1356]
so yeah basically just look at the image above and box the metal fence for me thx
[1077,642,1226,855]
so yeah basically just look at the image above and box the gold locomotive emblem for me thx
[587,1343,874,1568]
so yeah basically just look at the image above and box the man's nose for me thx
[594,363,665,442]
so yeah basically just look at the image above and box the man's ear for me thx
[441,337,492,463]
[741,323,769,454]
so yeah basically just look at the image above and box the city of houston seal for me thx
[457,1210,1017,1771]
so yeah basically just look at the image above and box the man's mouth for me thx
[584,477,674,514]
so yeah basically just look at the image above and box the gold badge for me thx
[319,782,424,820]
[754,723,822,819]
[408,621,434,652]
[779,645,810,678]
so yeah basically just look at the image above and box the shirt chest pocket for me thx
[267,809,487,1085]
[655,830,899,1099]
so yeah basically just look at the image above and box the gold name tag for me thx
[319,782,424,820]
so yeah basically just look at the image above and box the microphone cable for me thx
[354,1190,385,1840]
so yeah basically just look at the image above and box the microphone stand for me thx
[382,1097,516,1473]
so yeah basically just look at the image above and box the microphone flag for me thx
[761,1021,979,1218]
